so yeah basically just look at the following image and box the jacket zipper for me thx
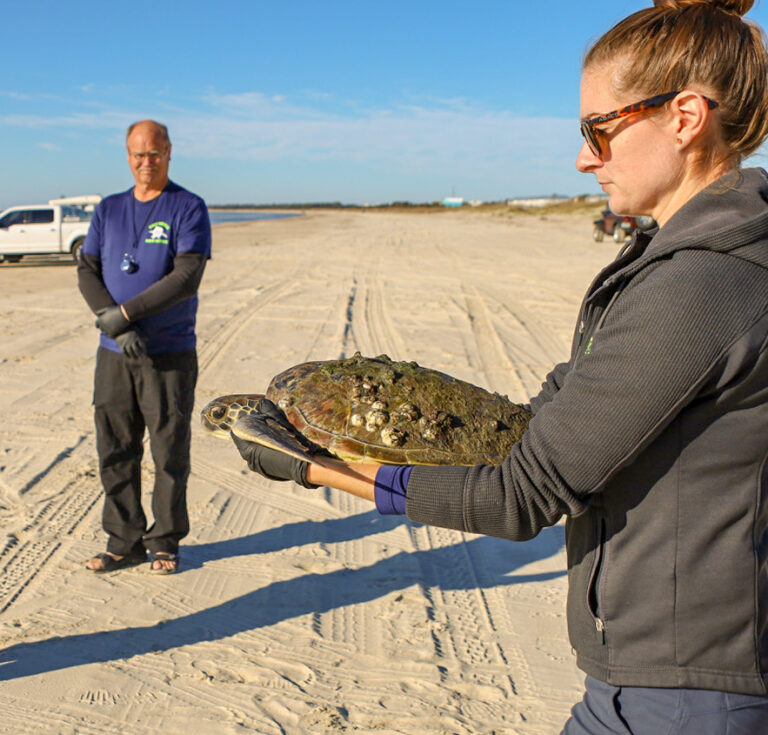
[575,285,624,368]
[586,518,607,644]
[595,616,605,642]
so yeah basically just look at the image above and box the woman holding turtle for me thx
[234,1,768,730]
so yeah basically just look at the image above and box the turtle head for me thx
[200,394,265,438]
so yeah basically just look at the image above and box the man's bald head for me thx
[126,120,171,147]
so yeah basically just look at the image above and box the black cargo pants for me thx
[93,346,197,556]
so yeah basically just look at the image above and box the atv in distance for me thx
[593,207,655,243]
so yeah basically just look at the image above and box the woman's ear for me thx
[669,91,715,149]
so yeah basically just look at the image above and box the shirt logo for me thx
[585,336,594,355]
[145,221,170,244]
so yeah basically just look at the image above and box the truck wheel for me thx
[613,224,626,243]
[71,238,85,263]
[593,226,604,242]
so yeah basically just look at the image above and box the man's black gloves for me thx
[231,432,319,488]
[95,305,145,358]
[95,305,130,338]
[115,328,147,359]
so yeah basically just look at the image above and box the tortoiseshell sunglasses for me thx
[579,91,718,157]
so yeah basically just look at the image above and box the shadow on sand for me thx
[0,512,565,680]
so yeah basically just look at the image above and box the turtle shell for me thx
[264,352,531,466]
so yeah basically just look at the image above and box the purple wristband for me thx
[374,465,412,515]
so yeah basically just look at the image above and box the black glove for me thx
[231,432,319,488]
[114,328,147,359]
[95,305,130,338]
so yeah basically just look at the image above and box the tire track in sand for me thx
[356,266,409,360]
[298,248,413,666]
[452,284,529,401]
[197,275,300,379]
[0,464,102,614]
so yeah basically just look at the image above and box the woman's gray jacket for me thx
[406,168,768,694]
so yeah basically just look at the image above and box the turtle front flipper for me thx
[232,412,331,466]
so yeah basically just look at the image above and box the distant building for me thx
[442,197,464,207]
[506,196,565,208]
[506,194,606,208]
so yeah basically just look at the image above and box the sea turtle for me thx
[201,352,532,466]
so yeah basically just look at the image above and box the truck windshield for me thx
[0,212,23,228]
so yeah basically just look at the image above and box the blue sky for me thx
[3,0,768,207]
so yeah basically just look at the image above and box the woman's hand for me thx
[232,431,381,503]
[231,433,318,488]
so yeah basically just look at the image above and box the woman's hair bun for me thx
[653,0,754,17]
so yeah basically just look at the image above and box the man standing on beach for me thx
[78,120,211,574]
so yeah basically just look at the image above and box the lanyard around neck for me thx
[130,191,162,253]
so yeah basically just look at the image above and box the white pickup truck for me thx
[0,195,100,263]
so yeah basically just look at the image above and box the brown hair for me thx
[584,0,768,163]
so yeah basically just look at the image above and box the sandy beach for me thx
[0,208,616,734]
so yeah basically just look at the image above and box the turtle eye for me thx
[211,406,226,420]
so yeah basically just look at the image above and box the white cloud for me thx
[179,96,578,168]
[0,90,61,102]
[0,88,589,202]
[0,91,580,167]
[0,111,134,130]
